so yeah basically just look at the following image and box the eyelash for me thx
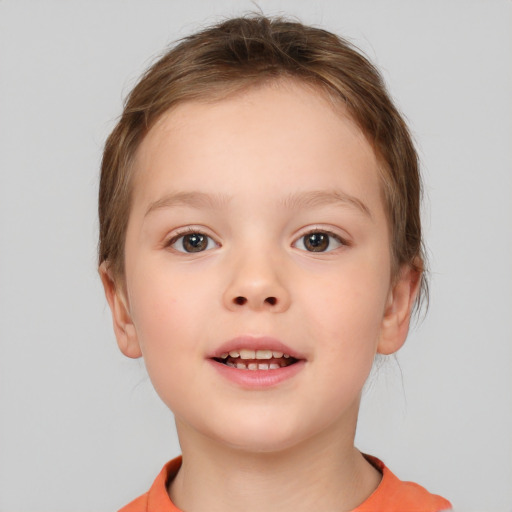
[165,227,219,253]
[293,228,349,253]
[164,227,349,254]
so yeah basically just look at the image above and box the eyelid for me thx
[293,227,350,252]
[164,226,220,252]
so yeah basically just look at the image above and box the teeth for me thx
[228,360,290,370]
[255,350,272,360]
[223,349,292,360]
[219,348,297,369]
[239,349,255,359]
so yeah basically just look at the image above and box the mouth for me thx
[208,337,305,388]
[213,349,299,370]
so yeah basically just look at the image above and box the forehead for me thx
[131,79,382,215]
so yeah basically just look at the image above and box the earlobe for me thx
[377,265,421,355]
[99,262,142,359]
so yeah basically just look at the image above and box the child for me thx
[98,14,452,512]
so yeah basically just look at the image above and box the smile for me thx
[209,336,305,387]
[214,350,297,370]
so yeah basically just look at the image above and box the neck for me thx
[169,411,381,512]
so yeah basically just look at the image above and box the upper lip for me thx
[210,336,306,360]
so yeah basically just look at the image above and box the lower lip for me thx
[208,359,306,389]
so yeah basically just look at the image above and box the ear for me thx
[99,262,142,359]
[377,264,421,355]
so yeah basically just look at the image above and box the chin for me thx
[224,436,302,455]
[210,416,315,455]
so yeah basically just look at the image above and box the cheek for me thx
[129,254,204,331]
[305,261,390,330]
[129,291,203,411]
[125,252,229,385]
[300,260,390,375]
[126,263,210,381]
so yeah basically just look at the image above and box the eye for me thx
[294,230,345,253]
[168,231,217,253]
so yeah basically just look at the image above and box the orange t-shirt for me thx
[119,455,451,512]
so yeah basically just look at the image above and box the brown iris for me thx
[303,232,329,252]
[182,233,208,252]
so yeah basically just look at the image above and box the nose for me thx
[222,252,291,313]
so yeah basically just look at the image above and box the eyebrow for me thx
[144,191,231,217]
[144,189,372,219]
[280,190,372,219]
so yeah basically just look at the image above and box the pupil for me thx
[183,233,206,252]
[305,233,329,252]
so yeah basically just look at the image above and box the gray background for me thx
[1,1,511,511]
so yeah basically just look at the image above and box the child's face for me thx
[103,80,417,453]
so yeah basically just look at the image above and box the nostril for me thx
[265,296,277,306]
[234,296,247,305]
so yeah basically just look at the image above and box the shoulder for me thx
[117,457,183,512]
[355,455,452,512]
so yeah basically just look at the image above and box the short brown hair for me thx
[99,14,427,310]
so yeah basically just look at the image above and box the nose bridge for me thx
[223,240,290,312]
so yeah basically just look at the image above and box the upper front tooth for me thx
[229,350,240,358]
[255,350,272,360]
[239,349,255,359]
[272,351,283,358]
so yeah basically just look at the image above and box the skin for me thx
[101,79,420,512]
